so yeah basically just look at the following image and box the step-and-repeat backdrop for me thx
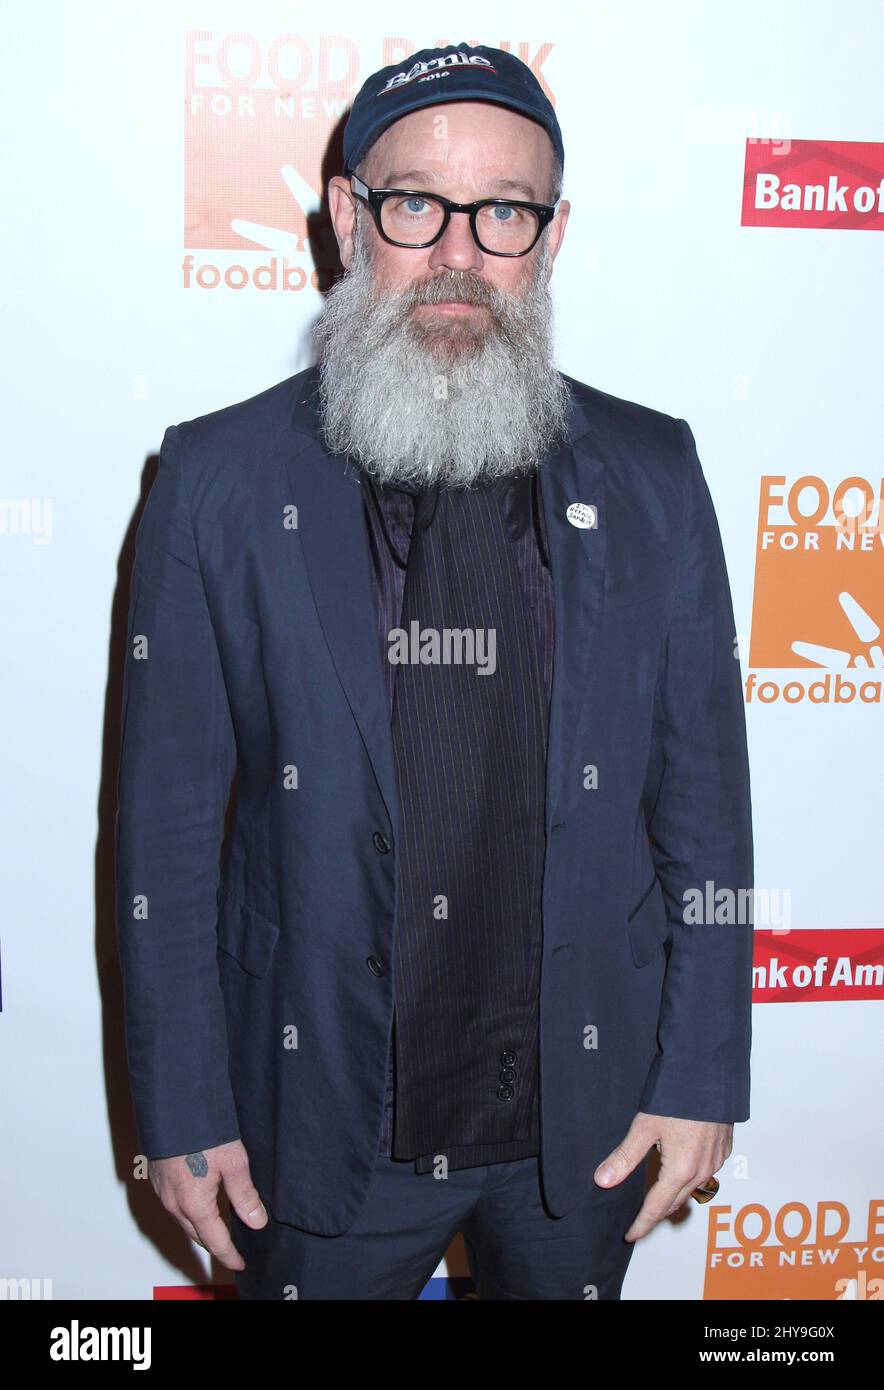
[2,1,882,1300]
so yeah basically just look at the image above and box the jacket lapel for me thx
[538,399,608,831]
[284,371,400,832]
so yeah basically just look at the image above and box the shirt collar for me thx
[362,467,549,565]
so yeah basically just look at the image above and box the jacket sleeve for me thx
[114,424,241,1159]
[638,417,755,1122]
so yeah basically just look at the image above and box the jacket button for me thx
[366,957,385,976]
[500,1050,517,1067]
[372,831,392,854]
[497,1084,514,1102]
[499,1067,517,1084]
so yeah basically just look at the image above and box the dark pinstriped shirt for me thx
[361,467,555,1172]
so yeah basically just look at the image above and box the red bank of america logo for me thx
[741,139,884,231]
[753,929,884,1003]
[181,32,556,292]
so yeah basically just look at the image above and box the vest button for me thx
[497,1084,514,1102]
[372,831,392,854]
[366,957,385,977]
[500,1050,517,1067]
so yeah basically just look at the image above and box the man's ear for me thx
[545,199,571,267]
[328,175,358,267]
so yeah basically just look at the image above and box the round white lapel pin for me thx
[566,501,598,529]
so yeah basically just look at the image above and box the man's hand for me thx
[148,1139,269,1270]
[594,1112,732,1242]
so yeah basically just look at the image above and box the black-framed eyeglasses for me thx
[345,172,559,257]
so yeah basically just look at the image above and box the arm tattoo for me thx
[185,1151,209,1177]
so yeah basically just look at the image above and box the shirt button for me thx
[497,1084,514,1102]
[366,957,385,977]
[372,831,392,854]
[500,1051,517,1067]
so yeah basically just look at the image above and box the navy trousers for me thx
[231,1154,649,1300]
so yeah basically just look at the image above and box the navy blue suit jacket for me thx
[115,364,754,1235]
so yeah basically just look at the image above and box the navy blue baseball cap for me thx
[342,43,564,180]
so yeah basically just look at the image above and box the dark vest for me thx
[362,469,554,1173]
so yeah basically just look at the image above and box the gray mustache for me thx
[410,277,495,308]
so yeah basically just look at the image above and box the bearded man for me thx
[115,43,754,1301]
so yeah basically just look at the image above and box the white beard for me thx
[311,211,571,487]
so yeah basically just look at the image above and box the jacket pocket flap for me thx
[626,875,669,966]
[217,886,280,978]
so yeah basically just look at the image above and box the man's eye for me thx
[401,197,431,215]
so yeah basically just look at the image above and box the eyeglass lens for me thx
[379,194,540,253]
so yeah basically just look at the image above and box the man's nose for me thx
[426,210,484,275]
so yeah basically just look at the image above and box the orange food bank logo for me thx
[182,30,359,293]
[746,475,883,705]
[704,1199,884,1299]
